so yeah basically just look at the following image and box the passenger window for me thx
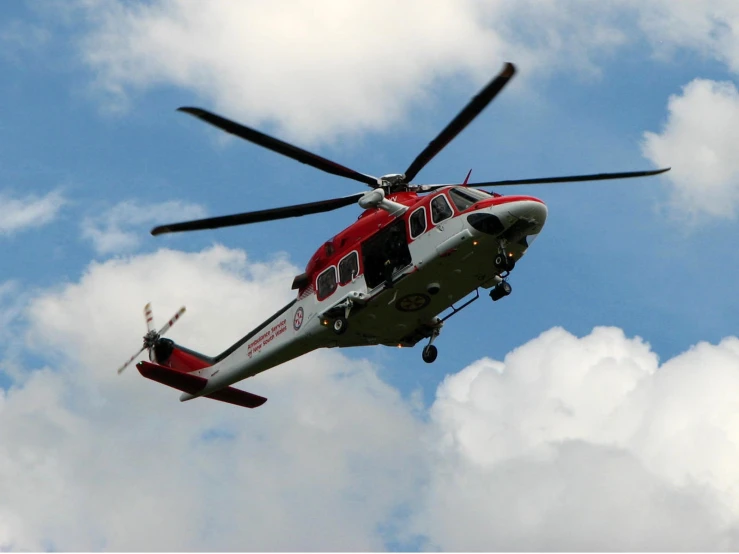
[431,194,453,224]
[409,207,427,239]
[338,252,359,285]
[316,267,337,300]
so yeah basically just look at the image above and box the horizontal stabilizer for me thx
[205,387,267,409]
[137,361,267,409]
[138,361,207,394]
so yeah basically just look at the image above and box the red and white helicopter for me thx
[117,63,669,409]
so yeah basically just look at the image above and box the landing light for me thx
[397,344,403,348]
[473,240,479,246]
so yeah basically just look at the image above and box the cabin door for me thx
[361,219,412,290]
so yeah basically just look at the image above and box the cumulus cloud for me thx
[419,327,739,550]
[81,199,205,255]
[57,1,739,225]
[0,19,50,61]
[72,0,628,143]
[3,245,739,550]
[642,79,739,219]
[71,0,739,146]
[4,245,423,550]
[0,189,65,235]
[633,1,739,73]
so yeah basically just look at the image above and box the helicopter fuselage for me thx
[176,187,547,399]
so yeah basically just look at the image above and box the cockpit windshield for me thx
[449,187,492,211]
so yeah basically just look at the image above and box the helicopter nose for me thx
[468,197,547,235]
[484,197,547,252]
[508,197,547,229]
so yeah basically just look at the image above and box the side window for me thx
[431,194,453,224]
[409,207,427,239]
[338,251,359,285]
[316,267,337,300]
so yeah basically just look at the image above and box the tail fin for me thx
[137,361,267,409]
[154,341,213,373]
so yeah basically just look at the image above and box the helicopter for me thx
[116,62,669,409]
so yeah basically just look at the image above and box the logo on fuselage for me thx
[293,306,304,330]
[395,293,431,312]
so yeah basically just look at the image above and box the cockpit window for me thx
[430,194,453,224]
[449,187,490,211]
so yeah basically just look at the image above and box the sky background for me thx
[1,0,739,550]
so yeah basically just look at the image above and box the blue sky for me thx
[2,1,739,551]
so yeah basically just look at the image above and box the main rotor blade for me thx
[421,167,671,191]
[404,62,516,183]
[151,193,365,235]
[178,107,379,188]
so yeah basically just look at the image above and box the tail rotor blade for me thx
[158,306,186,336]
[117,345,147,375]
[116,304,185,375]
[144,302,154,332]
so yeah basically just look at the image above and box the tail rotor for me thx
[117,304,187,374]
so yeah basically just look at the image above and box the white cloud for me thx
[59,1,739,225]
[4,245,423,551]
[81,199,205,255]
[0,189,65,235]
[0,281,29,381]
[3,245,739,550]
[418,327,739,550]
[642,79,739,219]
[0,19,50,61]
[72,0,628,144]
[633,1,739,73]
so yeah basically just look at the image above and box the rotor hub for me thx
[143,330,160,349]
[379,173,408,193]
[380,173,406,185]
